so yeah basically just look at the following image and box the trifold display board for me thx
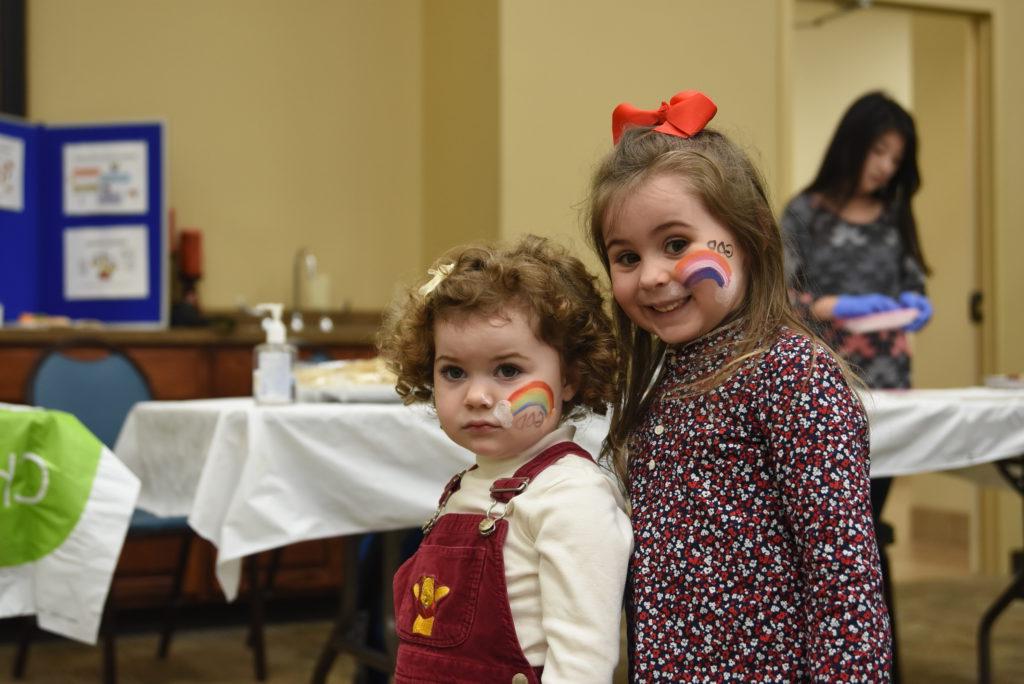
[0,117,165,326]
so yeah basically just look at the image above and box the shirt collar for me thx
[473,424,577,478]
[664,320,744,384]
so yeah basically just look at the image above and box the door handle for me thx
[969,290,983,324]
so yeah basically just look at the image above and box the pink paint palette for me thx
[841,307,919,334]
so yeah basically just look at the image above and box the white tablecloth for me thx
[113,388,1024,601]
[863,388,1024,476]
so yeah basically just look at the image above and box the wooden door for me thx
[910,11,982,389]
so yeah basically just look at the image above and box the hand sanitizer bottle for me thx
[252,303,296,405]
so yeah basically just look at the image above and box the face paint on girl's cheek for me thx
[494,400,513,428]
[491,380,555,430]
[673,248,734,302]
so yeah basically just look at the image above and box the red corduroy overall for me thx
[392,441,592,684]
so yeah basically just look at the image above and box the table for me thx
[113,389,1024,679]
[863,388,1024,477]
[0,405,139,645]
[114,398,520,601]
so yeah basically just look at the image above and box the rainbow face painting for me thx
[673,248,733,290]
[493,380,555,429]
[508,380,554,417]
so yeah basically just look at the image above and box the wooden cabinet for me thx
[113,536,348,607]
[0,314,379,606]
[0,347,40,403]
[0,315,380,402]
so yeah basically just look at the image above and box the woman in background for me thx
[781,90,933,681]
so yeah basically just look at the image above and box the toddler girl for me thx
[378,235,632,683]
[587,91,891,680]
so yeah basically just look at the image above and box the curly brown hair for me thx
[377,234,618,421]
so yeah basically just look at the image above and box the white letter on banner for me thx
[0,453,14,507]
[13,452,49,505]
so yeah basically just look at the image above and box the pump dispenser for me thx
[252,303,296,405]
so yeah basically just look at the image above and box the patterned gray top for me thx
[781,192,926,389]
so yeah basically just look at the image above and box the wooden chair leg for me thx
[12,615,34,679]
[380,531,401,669]
[101,602,118,684]
[311,536,361,684]
[246,554,268,681]
[311,535,393,684]
[157,533,193,659]
[265,547,283,592]
[247,547,282,649]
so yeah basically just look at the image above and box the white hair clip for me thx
[418,263,454,297]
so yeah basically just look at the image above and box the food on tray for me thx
[840,307,919,334]
[985,374,1024,389]
[294,357,396,388]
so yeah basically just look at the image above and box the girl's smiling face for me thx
[603,173,746,344]
[432,307,575,460]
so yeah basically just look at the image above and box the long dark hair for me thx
[806,91,929,274]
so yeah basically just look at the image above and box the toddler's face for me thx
[603,173,746,344]
[432,307,575,460]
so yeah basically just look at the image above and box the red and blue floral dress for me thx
[627,325,891,681]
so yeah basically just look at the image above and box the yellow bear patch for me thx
[411,575,450,636]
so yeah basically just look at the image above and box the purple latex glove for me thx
[832,293,902,319]
[898,291,933,332]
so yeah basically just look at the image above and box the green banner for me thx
[0,409,102,566]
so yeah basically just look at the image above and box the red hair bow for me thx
[611,90,718,144]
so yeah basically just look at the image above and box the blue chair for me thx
[26,343,152,448]
[13,341,194,683]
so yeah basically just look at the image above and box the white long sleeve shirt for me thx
[443,425,632,683]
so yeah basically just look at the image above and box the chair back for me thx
[27,341,152,447]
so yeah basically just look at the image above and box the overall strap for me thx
[489,441,594,503]
[421,465,476,534]
[436,465,476,508]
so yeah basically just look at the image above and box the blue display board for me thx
[0,119,165,327]
[0,117,42,321]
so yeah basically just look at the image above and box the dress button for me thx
[512,674,529,684]
[654,424,665,435]
[647,459,656,471]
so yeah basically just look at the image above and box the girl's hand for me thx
[827,293,901,320]
[898,291,933,331]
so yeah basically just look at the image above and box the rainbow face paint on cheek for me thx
[491,380,555,429]
[673,248,733,290]
[508,380,554,417]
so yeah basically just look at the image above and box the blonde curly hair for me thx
[377,234,618,421]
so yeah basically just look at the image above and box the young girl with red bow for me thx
[379,235,632,683]
[586,91,892,680]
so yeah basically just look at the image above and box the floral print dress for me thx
[627,325,891,681]
[781,192,926,389]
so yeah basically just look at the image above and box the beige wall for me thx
[422,0,499,261]
[992,0,1024,376]
[911,11,980,389]
[791,0,913,195]
[25,0,1022,377]
[29,0,424,312]
[499,0,784,260]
